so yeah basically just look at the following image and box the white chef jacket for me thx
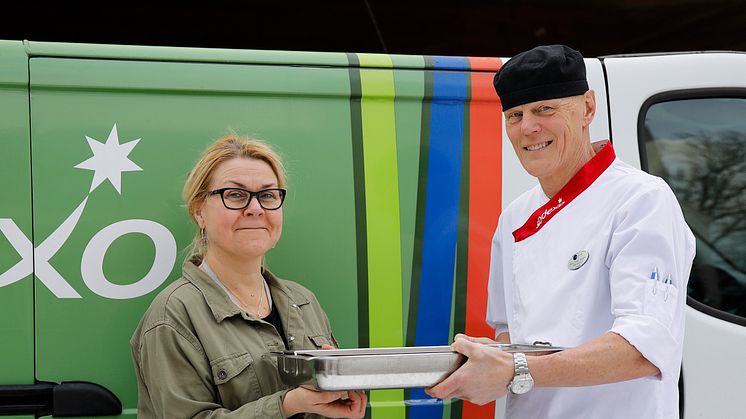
[487,141,695,419]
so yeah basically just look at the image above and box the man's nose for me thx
[520,113,541,136]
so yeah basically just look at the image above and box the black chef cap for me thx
[493,45,589,110]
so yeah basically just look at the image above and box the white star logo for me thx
[75,124,142,194]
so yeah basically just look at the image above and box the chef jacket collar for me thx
[513,140,615,242]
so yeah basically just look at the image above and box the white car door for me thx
[604,52,746,419]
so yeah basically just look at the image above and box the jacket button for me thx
[218,369,227,380]
[291,304,298,308]
[289,335,295,342]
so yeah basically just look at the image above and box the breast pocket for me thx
[210,352,261,409]
[308,334,335,349]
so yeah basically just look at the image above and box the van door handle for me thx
[0,381,121,417]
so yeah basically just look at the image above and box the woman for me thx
[131,135,366,418]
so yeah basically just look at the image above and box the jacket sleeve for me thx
[606,181,696,382]
[133,321,289,419]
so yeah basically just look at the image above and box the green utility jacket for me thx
[131,261,338,418]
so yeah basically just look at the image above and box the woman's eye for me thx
[226,190,247,200]
[258,191,278,200]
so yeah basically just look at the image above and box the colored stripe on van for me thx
[413,57,468,346]
[348,53,502,419]
[459,58,503,419]
[356,52,406,418]
[346,53,370,352]
[390,55,425,347]
[409,56,469,419]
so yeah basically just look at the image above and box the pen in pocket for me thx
[650,267,659,295]
[664,274,673,302]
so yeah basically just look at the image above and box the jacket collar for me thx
[512,140,616,242]
[181,260,310,323]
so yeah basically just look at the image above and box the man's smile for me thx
[525,141,552,151]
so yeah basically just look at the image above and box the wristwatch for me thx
[507,352,534,395]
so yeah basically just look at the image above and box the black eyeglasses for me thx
[207,188,286,210]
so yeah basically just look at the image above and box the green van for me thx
[0,39,505,419]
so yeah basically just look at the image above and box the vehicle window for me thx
[642,96,746,321]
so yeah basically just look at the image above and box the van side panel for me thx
[28,57,358,416]
[0,40,34,392]
[13,44,506,418]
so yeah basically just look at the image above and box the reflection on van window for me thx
[643,97,746,320]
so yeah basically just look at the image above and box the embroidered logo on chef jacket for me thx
[568,250,589,270]
[536,197,565,229]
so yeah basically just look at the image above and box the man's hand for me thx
[425,335,515,405]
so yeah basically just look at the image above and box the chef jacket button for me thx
[218,369,227,380]
[289,335,295,342]
[291,304,298,308]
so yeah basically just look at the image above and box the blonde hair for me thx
[182,134,287,261]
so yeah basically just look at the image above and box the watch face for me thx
[512,377,533,394]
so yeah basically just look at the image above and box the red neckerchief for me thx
[512,141,616,242]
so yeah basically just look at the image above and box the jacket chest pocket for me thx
[210,352,261,409]
[291,300,339,349]
[308,334,334,349]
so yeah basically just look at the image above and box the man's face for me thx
[503,91,596,180]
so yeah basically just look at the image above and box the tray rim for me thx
[271,343,565,359]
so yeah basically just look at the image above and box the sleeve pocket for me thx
[210,352,253,385]
[643,279,678,329]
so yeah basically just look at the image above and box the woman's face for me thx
[196,157,283,262]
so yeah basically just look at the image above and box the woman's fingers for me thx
[346,390,368,418]
[286,387,369,418]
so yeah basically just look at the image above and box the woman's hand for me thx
[283,387,367,418]
[282,342,367,417]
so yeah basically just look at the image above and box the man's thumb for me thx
[452,336,480,358]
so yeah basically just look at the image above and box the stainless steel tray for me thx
[273,343,564,391]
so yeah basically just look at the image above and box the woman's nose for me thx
[243,196,265,215]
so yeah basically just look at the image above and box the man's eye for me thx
[538,106,554,112]
[507,112,522,121]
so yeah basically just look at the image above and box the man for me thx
[427,45,695,418]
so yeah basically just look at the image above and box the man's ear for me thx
[583,90,596,127]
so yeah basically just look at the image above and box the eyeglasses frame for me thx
[206,187,287,210]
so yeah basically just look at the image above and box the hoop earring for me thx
[200,227,208,246]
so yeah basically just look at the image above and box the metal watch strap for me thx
[513,352,529,376]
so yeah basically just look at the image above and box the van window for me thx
[642,96,746,322]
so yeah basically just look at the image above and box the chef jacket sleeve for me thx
[606,180,695,382]
[486,213,510,338]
